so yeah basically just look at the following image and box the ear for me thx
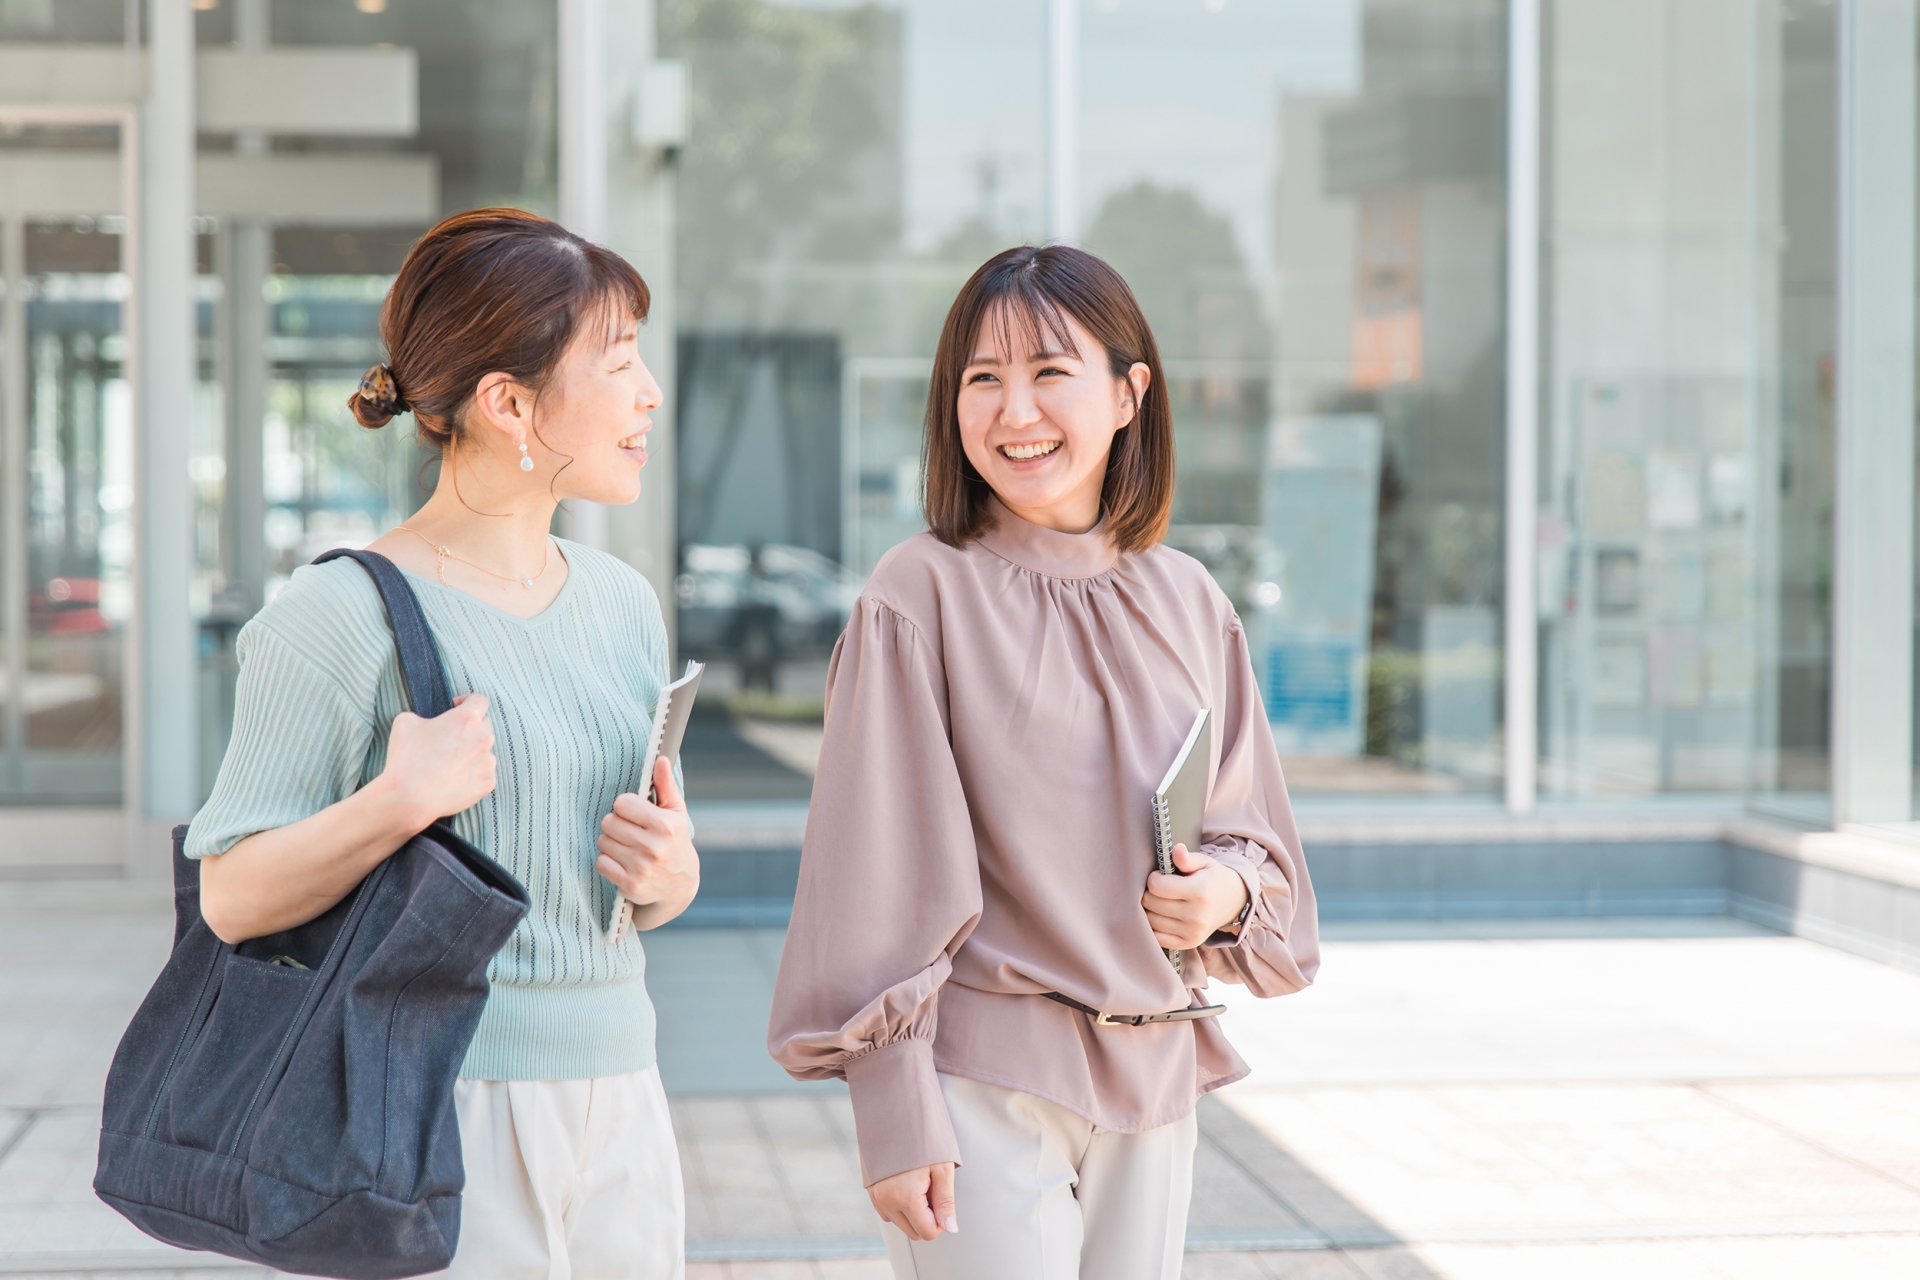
[468,371,531,443]
[1117,362,1151,430]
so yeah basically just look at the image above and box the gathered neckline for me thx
[973,496,1121,581]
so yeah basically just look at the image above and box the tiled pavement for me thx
[6,881,1920,1279]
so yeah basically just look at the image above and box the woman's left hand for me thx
[1142,844,1250,950]
[597,755,700,930]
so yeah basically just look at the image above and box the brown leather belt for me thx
[1042,991,1226,1027]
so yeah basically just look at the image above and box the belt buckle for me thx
[1095,1011,1121,1027]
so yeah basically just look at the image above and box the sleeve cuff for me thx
[843,1037,962,1186]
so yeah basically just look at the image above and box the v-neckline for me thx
[399,541,578,626]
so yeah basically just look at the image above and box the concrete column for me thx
[132,0,199,826]
[1832,0,1916,825]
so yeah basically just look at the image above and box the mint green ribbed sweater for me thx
[186,539,670,1081]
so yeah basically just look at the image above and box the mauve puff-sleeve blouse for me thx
[768,498,1320,1184]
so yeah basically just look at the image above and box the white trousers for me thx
[424,1065,685,1280]
[883,1073,1197,1280]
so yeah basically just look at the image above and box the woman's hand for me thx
[376,693,498,828]
[1142,843,1251,950]
[203,694,497,945]
[597,755,700,929]
[868,1162,957,1241]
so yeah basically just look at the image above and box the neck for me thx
[996,489,1103,536]
[403,454,559,576]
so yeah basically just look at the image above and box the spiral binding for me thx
[1151,794,1184,977]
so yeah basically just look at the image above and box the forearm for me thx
[199,775,428,944]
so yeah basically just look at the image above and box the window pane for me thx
[0,126,131,804]
[664,0,1047,800]
[1542,0,1835,811]
[195,1,561,796]
[1083,0,1506,796]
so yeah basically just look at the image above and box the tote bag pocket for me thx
[155,957,316,1156]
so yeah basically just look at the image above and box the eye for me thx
[1036,365,1069,378]
[966,371,998,385]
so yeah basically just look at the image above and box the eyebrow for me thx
[965,345,1076,366]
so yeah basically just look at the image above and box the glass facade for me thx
[669,0,1512,801]
[1,0,1913,831]
[1540,0,1836,813]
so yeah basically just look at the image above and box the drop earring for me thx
[518,438,534,472]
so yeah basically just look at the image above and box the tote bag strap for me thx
[312,547,454,720]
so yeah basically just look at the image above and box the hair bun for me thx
[350,363,408,428]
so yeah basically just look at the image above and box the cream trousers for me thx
[423,1065,685,1280]
[883,1073,1197,1280]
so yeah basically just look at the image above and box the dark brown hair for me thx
[347,208,650,446]
[923,245,1173,553]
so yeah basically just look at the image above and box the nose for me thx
[635,357,664,413]
[1002,374,1042,431]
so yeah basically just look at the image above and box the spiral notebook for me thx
[1153,707,1210,975]
[606,659,705,944]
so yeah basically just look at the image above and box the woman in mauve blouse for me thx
[769,245,1320,1280]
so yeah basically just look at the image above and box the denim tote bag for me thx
[94,549,530,1279]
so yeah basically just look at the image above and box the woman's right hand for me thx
[377,692,498,827]
[867,1162,957,1241]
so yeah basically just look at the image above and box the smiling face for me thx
[530,303,664,505]
[956,303,1151,535]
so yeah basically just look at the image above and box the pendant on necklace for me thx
[522,578,534,588]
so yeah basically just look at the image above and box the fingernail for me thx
[940,1215,958,1234]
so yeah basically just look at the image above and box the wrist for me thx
[361,772,433,838]
[1216,875,1253,936]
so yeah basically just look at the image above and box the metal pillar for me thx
[559,0,610,551]
[1047,0,1079,246]
[133,0,199,823]
[603,0,677,637]
[222,0,269,615]
[1831,0,1917,826]
[1503,0,1541,813]
[1,216,25,787]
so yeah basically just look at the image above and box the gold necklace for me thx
[395,525,552,589]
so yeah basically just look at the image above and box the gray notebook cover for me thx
[1153,708,1211,875]
[605,659,705,943]
[1151,708,1210,973]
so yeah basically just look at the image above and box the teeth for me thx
[618,434,646,449]
[1001,441,1060,460]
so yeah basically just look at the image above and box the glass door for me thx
[0,121,130,804]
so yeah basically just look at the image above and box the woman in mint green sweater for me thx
[188,209,694,1280]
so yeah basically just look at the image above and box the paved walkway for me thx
[5,881,1920,1279]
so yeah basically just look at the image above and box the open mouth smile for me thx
[1000,440,1061,461]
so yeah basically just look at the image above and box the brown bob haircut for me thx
[923,244,1173,553]
[348,207,650,445]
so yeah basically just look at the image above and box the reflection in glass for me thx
[663,0,1047,796]
[0,120,131,802]
[1542,0,1834,812]
[192,0,563,795]
[1083,0,1506,794]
